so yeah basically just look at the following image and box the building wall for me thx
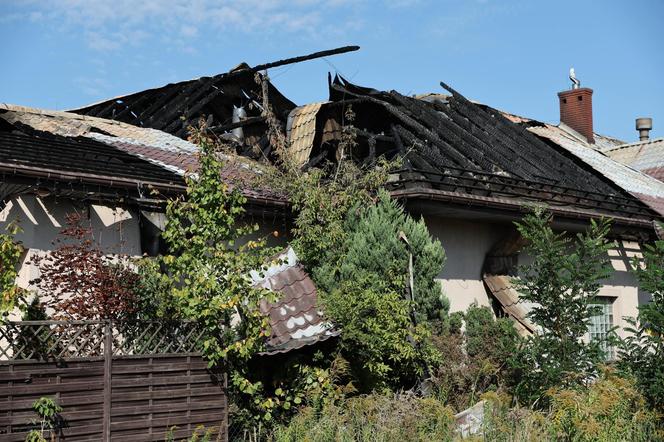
[516,239,642,339]
[0,194,142,318]
[424,214,643,338]
[424,216,511,313]
[1,194,290,319]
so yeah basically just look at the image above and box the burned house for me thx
[69,51,664,343]
[4,48,663,348]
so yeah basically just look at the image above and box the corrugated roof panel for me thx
[483,274,534,337]
[528,124,664,216]
[604,138,664,183]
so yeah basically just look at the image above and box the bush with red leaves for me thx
[31,212,138,321]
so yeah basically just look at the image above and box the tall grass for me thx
[272,370,662,442]
[272,392,455,442]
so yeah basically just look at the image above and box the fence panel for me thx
[0,321,228,442]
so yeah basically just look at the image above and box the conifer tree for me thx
[322,189,448,322]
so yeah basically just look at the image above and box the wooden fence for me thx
[0,320,228,441]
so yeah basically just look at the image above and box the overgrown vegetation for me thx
[272,392,456,442]
[480,369,660,442]
[619,235,664,410]
[431,304,519,411]
[273,368,660,442]
[509,208,612,407]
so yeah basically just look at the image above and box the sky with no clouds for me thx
[1,0,662,142]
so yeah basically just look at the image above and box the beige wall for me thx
[517,239,642,339]
[424,214,643,337]
[424,216,511,313]
[1,194,290,319]
[0,195,142,318]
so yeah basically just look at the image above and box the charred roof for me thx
[72,69,296,144]
[289,75,659,227]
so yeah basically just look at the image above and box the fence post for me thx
[103,321,112,441]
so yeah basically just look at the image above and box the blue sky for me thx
[1,0,662,142]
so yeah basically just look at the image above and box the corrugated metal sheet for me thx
[604,138,664,182]
[251,247,337,355]
[0,104,286,202]
[527,124,664,217]
[286,103,325,167]
[483,274,534,337]
[0,104,198,154]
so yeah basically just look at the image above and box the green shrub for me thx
[619,238,664,410]
[323,278,441,391]
[318,190,448,323]
[272,393,455,442]
[432,304,519,411]
[510,209,612,406]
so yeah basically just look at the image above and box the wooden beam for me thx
[251,46,360,72]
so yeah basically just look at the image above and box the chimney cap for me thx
[636,117,653,141]
[636,117,652,130]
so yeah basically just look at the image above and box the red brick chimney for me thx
[558,87,594,144]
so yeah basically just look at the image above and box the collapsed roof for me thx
[282,75,661,234]
[65,59,664,236]
[72,68,296,144]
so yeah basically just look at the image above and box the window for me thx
[589,297,615,360]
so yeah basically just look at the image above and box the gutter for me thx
[1,163,292,213]
[0,163,186,193]
[391,186,656,230]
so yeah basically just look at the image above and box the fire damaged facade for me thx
[3,48,664,347]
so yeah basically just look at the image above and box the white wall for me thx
[0,195,142,318]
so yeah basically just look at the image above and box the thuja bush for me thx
[319,191,447,391]
[619,237,664,410]
[320,190,448,323]
[272,392,455,442]
[509,208,612,406]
